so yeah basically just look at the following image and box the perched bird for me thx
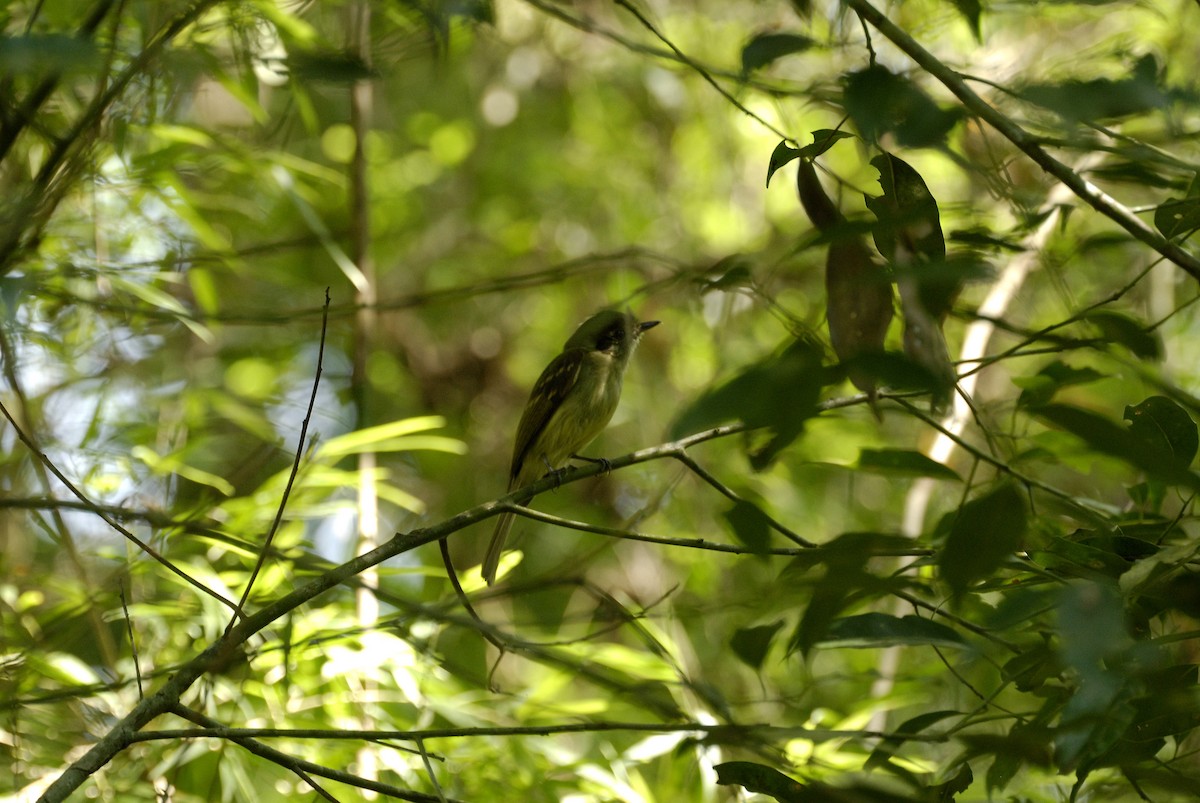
[482,309,659,585]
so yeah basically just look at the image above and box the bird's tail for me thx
[482,510,515,586]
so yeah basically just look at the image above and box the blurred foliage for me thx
[1,0,1200,801]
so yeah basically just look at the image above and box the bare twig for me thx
[227,288,332,632]
[170,705,447,803]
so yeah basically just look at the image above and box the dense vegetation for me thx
[3,0,1200,800]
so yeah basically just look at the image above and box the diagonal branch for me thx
[843,0,1200,282]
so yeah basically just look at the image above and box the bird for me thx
[482,309,659,585]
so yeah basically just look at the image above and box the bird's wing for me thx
[509,347,585,487]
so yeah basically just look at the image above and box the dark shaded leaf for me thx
[867,153,951,314]
[766,140,802,188]
[818,613,966,648]
[730,621,784,670]
[741,32,815,75]
[1124,396,1198,470]
[1013,361,1106,409]
[795,156,841,232]
[671,338,827,468]
[946,0,982,40]
[722,499,773,555]
[286,51,377,82]
[843,65,961,148]
[1155,196,1200,240]
[1084,310,1161,359]
[714,762,805,802]
[939,483,1028,595]
[865,710,960,770]
[1021,55,1184,123]
[856,449,960,481]
[1034,403,1200,490]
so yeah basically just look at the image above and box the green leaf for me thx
[741,32,815,75]
[1020,54,1182,123]
[946,0,982,40]
[1124,396,1198,470]
[1154,196,1200,240]
[939,482,1028,595]
[1013,361,1106,409]
[671,336,827,467]
[1034,403,1200,489]
[730,621,784,670]
[856,449,961,481]
[714,762,804,802]
[800,129,856,160]
[865,710,960,770]
[818,613,967,648]
[722,499,773,555]
[843,65,961,148]
[766,140,802,188]
[1084,310,1161,359]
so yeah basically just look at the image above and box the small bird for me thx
[482,309,659,585]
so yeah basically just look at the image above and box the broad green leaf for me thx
[939,482,1028,595]
[1034,403,1200,489]
[843,65,961,148]
[671,336,826,468]
[856,448,961,481]
[1084,310,1161,359]
[740,32,815,75]
[1154,197,1200,240]
[1020,55,1183,123]
[1124,396,1198,470]
[818,613,966,648]
[730,621,784,670]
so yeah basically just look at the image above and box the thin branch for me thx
[169,705,447,803]
[612,0,792,143]
[842,0,1200,282]
[0,396,237,613]
[227,288,331,632]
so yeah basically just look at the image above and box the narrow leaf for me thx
[818,613,966,648]
[741,32,815,75]
[857,449,961,481]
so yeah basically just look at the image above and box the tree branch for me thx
[844,0,1200,282]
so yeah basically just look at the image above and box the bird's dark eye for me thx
[597,324,625,351]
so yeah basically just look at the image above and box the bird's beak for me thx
[637,320,660,334]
